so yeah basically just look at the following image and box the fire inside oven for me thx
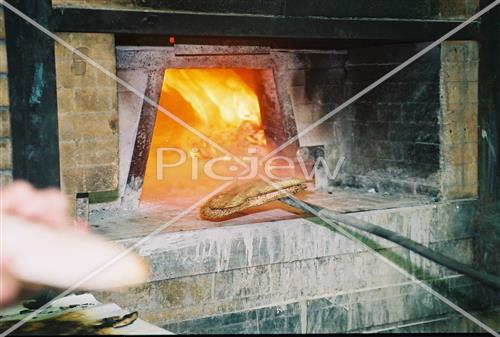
[140,68,297,204]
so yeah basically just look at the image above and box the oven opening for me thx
[141,68,297,206]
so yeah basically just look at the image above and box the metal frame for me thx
[49,7,480,41]
[4,0,61,188]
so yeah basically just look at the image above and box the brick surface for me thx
[55,33,118,196]
[0,9,4,40]
[324,43,443,195]
[0,75,9,106]
[96,214,481,333]
[0,9,10,181]
[0,138,12,170]
[0,42,7,73]
[0,170,12,187]
[0,108,9,138]
[439,41,478,200]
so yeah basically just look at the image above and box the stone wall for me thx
[439,41,478,200]
[299,41,479,200]
[325,43,442,196]
[281,50,346,147]
[114,42,479,200]
[279,43,444,196]
[0,8,12,187]
[54,33,119,197]
[95,199,493,333]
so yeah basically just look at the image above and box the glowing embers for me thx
[141,68,275,204]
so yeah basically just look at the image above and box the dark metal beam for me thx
[478,0,499,203]
[4,0,61,188]
[476,0,500,292]
[496,18,500,194]
[49,8,480,41]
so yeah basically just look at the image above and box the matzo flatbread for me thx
[200,178,308,220]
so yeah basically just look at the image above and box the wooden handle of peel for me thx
[2,214,149,291]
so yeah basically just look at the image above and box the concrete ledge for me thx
[92,198,492,333]
[117,198,477,282]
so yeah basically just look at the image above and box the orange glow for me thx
[141,68,274,204]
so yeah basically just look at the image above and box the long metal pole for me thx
[280,196,500,291]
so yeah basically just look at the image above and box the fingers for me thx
[0,262,19,307]
[0,181,71,229]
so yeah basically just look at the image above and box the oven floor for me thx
[89,187,433,241]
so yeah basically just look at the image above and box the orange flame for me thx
[141,68,272,204]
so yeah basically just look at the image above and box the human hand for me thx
[0,181,89,306]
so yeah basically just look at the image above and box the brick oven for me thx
[1,0,499,334]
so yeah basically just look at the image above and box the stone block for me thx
[95,66,118,87]
[0,75,8,106]
[464,123,478,144]
[388,123,438,143]
[441,62,478,82]
[441,41,479,63]
[59,140,85,168]
[82,137,119,165]
[441,102,477,125]
[377,103,401,122]
[353,103,377,122]
[442,144,465,165]
[95,276,215,324]
[90,36,116,60]
[0,9,4,39]
[442,184,467,200]
[0,170,12,187]
[73,88,99,112]
[459,183,477,198]
[161,277,213,308]
[95,87,116,112]
[401,102,439,124]
[57,114,78,141]
[56,87,74,114]
[54,36,73,62]
[441,122,464,146]
[0,138,11,170]
[0,42,7,73]
[431,200,476,241]
[305,276,477,333]
[366,122,389,140]
[462,142,477,164]
[0,108,10,137]
[167,310,262,334]
[84,164,118,192]
[410,143,440,164]
[214,266,271,300]
[443,81,477,104]
[462,162,477,188]
[440,163,464,187]
[60,167,87,194]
